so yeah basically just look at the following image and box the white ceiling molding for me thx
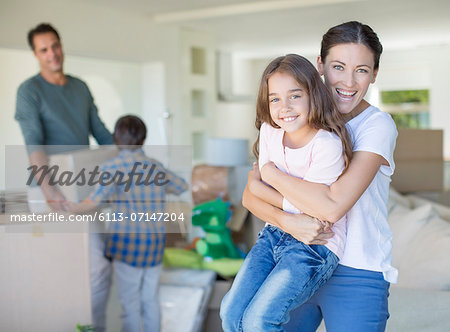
[153,0,365,23]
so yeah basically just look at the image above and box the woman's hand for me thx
[281,213,334,245]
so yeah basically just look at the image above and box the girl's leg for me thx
[288,264,390,332]
[220,226,279,332]
[141,264,163,332]
[241,237,338,332]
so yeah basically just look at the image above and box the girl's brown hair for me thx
[253,54,353,170]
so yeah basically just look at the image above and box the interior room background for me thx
[1,0,450,191]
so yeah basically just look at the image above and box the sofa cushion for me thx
[389,201,450,291]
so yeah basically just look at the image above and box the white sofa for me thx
[317,188,450,332]
[385,188,450,332]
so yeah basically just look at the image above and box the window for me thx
[381,89,429,128]
[191,47,206,75]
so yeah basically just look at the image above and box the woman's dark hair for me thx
[253,54,352,171]
[321,21,383,70]
[27,23,61,50]
[113,115,147,149]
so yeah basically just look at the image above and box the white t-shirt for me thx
[259,122,347,259]
[341,105,398,283]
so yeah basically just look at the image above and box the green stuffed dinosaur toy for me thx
[191,198,242,260]
[163,198,244,277]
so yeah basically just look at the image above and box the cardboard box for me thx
[393,160,443,193]
[391,129,444,193]
[0,222,92,331]
[191,164,250,232]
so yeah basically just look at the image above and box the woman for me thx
[242,21,397,331]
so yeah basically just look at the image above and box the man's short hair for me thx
[113,115,147,149]
[27,23,60,50]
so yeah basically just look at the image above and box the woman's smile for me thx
[318,43,377,115]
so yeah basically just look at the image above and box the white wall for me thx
[430,49,450,159]
[214,101,257,159]
[66,57,142,134]
[0,0,174,63]
[141,62,167,145]
[213,56,274,160]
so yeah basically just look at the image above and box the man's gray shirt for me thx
[15,73,113,147]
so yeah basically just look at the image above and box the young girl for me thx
[220,54,352,331]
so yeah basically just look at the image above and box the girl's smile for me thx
[280,115,299,122]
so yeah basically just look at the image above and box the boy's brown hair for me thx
[113,115,146,149]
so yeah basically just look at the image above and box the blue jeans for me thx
[220,225,339,332]
[114,261,162,332]
[285,264,390,332]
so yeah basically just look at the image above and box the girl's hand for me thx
[282,213,334,245]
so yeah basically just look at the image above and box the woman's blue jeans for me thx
[285,264,390,332]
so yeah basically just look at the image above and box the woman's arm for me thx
[261,151,386,223]
[243,169,334,245]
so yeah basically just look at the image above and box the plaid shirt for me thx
[90,148,188,267]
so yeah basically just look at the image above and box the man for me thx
[14,23,112,332]
[15,23,113,210]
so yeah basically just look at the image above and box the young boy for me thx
[70,115,188,332]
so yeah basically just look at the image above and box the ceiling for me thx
[85,0,450,59]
